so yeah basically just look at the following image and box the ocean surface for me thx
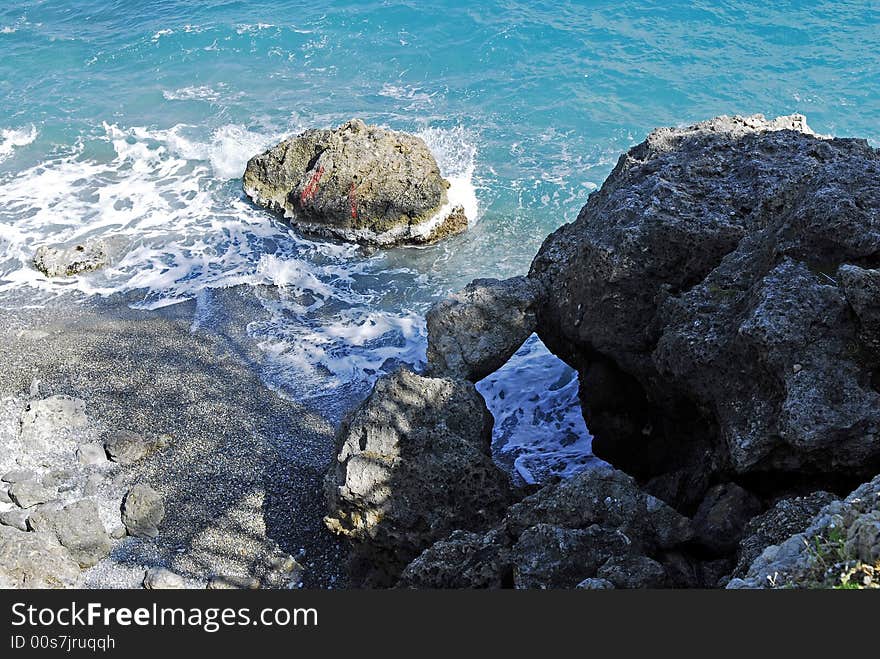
[1,1,878,484]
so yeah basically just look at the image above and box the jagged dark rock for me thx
[528,114,880,509]
[399,468,693,589]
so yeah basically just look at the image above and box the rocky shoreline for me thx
[324,114,880,589]
[4,113,880,590]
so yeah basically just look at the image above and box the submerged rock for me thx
[122,483,165,539]
[399,468,693,589]
[324,367,512,585]
[244,119,466,247]
[426,276,545,382]
[0,525,80,588]
[529,114,880,507]
[33,240,108,277]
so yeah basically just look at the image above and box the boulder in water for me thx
[244,119,467,246]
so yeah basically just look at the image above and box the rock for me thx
[8,480,55,508]
[731,474,880,588]
[244,119,465,247]
[692,483,763,555]
[2,469,36,483]
[0,484,10,504]
[732,491,837,578]
[845,510,880,564]
[104,430,157,465]
[324,367,511,585]
[529,114,880,507]
[33,240,108,277]
[143,568,187,589]
[121,484,165,538]
[426,276,546,381]
[83,474,104,497]
[511,523,630,589]
[596,555,668,589]
[576,577,615,589]
[42,469,75,489]
[0,525,80,588]
[0,508,31,531]
[19,395,87,451]
[399,468,693,589]
[207,575,261,590]
[109,525,127,540]
[838,265,880,350]
[77,442,108,466]
[28,500,111,568]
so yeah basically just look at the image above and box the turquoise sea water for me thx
[1,1,878,482]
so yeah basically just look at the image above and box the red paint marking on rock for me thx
[349,182,358,220]
[300,165,325,204]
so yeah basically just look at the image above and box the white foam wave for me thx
[0,125,37,162]
[477,334,602,484]
[418,126,480,224]
[162,85,222,102]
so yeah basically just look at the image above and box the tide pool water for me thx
[1,1,878,483]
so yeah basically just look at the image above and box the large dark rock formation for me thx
[529,114,880,509]
[398,468,693,588]
[244,119,467,246]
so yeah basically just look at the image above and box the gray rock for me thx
[529,114,880,506]
[596,555,668,589]
[19,395,87,451]
[42,469,74,489]
[104,430,156,465]
[143,568,187,589]
[732,474,880,588]
[324,367,511,586]
[512,523,630,589]
[692,483,763,555]
[33,240,108,277]
[399,468,693,589]
[0,508,31,531]
[109,524,127,540]
[121,484,165,538]
[2,469,36,483]
[83,474,104,497]
[426,276,546,381]
[0,525,80,588]
[576,577,615,589]
[207,575,261,590]
[28,500,111,568]
[0,484,10,504]
[8,480,55,508]
[838,265,880,350]
[77,442,108,466]
[733,491,837,578]
[244,119,465,247]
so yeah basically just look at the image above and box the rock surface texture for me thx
[399,468,693,588]
[244,119,465,246]
[33,240,108,277]
[0,525,80,588]
[529,114,880,508]
[426,276,545,382]
[324,367,511,585]
[729,475,880,588]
